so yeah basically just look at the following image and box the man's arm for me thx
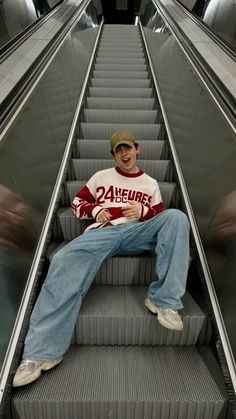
[121,200,163,221]
[140,182,164,221]
[71,184,111,222]
[139,201,164,221]
[122,181,164,221]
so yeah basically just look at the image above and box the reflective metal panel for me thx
[0,0,101,377]
[202,0,236,50]
[140,0,236,360]
[0,0,62,48]
[178,0,236,51]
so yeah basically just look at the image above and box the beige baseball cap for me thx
[109,130,136,152]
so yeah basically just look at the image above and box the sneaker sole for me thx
[13,357,63,387]
[144,298,183,331]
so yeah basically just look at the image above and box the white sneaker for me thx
[13,356,63,387]
[145,297,183,331]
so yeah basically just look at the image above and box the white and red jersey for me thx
[71,166,163,231]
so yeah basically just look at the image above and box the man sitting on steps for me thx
[13,130,190,387]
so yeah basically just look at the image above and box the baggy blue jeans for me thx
[23,209,190,360]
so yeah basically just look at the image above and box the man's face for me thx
[113,144,140,174]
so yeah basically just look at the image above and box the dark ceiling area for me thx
[101,0,141,24]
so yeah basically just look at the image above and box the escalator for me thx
[10,23,229,419]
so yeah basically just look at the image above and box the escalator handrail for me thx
[0,0,89,134]
[139,17,236,394]
[174,0,236,60]
[151,0,236,121]
[0,0,64,63]
[0,15,103,408]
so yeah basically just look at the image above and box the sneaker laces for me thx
[18,359,40,371]
[166,309,177,314]
[21,360,31,366]
[161,308,177,314]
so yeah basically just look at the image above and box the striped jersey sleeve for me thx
[139,180,163,221]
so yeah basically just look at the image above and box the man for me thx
[13,130,190,387]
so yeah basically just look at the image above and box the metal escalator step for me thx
[100,41,142,47]
[82,109,157,124]
[92,70,149,79]
[103,23,138,26]
[66,179,175,208]
[101,38,141,43]
[90,79,150,88]
[99,38,142,42]
[93,254,154,286]
[95,57,146,64]
[102,29,140,32]
[102,27,139,29]
[102,28,140,33]
[97,51,144,58]
[72,159,171,182]
[101,36,141,41]
[101,34,140,39]
[86,97,156,110]
[12,346,227,419]
[103,25,139,30]
[101,41,142,47]
[97,49,142,55]
[102,30,140,35]
[77,286,206,346]
[100,36,141,41]
[96,53,145,60]
[97,43,144,48]
[103,23,139,30]
[103,25,139,29]
[75,139,166,159]
[78,123,163,140]
[101,33,140,39]
[101,30,140,36]
[94,63,147,71]
[57,208,91,239]
[97,46,143,53]
[88,86,152,98]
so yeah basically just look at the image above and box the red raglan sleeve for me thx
[139,181,164,221]
[71,174,105,220]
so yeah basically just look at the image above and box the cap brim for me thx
[113,140,134,152]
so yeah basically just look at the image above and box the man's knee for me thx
[51,232,102,264]
[52,240,79,264]
[162,209,190,229]
[51,246,67,265]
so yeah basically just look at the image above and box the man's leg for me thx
[13,226,123,386]
[22,227,122,361]
[118,209,190,311]
[147,209,190,310]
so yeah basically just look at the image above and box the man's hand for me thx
[96,209,111,223]
[122,201,141,219]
